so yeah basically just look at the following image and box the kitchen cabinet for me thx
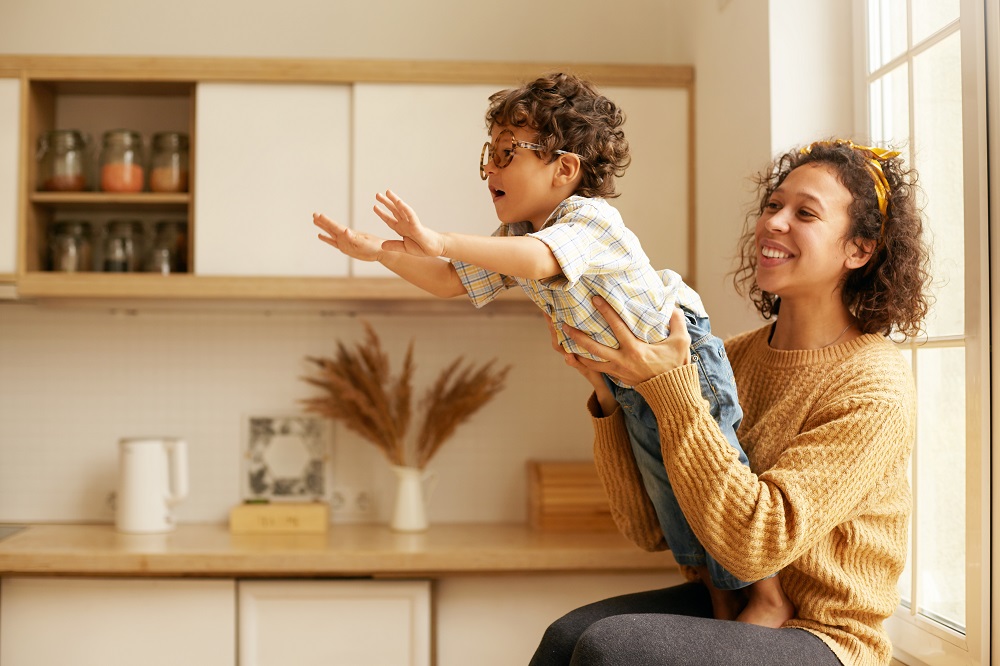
[239,579,431,666]
[0,77,20,278]
[351,82,502,278]
[2,56,694,301]
[0,577,236,666]
[194,82,351,277]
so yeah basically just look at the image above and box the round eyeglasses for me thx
[479,129,578,180]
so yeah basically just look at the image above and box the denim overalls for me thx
[602,307,750,590]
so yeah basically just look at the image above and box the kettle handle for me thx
[165,439,189,503]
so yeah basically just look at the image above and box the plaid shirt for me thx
[452,196,707,382]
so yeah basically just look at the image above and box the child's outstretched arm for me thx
[375,190,561,280]
[313,212,465,298]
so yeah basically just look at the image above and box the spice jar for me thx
[149,132,189,193]
[37,130,88,192]
[49,220,93,272]
[145,221,188,274]
[99,130,145,193]
[102,219,144,272]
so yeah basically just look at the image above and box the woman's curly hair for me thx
[732,140,932,338]
[485,72,630,198]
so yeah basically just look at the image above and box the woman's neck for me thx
[768,300,860,351]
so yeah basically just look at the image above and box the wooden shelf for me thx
[31,192,189,206]
[13,272,535,312]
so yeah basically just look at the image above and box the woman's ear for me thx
[552,153,582,188]
[845,237,877,270]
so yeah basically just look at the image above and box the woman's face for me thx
[754,162,864,303]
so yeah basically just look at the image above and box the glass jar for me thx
[49,220,93,272]
[37,130,88,192]
[145,221,188,274]
[99,129,145,193]
[149,132,189,193]
[102,219,144,272]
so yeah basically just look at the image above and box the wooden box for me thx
[526,460,615,531]
[229,502,329,534]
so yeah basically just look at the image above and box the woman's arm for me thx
[548,306,691,551]
[564,299,915,581]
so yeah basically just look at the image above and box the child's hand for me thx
[374,190,446,258]
[313,212,385,262]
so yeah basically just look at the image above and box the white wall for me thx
[0,0,690,62]
[769,0,856,149]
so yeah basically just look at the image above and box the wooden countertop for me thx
[0,523,675,578]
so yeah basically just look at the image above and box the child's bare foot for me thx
[737,576,794,628]
[696,566,746,621]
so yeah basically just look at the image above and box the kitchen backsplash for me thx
[0,304,595,524]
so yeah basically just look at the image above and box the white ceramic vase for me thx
[389,465,436,532]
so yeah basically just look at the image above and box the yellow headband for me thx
[800,140,900,221]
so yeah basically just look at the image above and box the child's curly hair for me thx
[484,73,630,198]
[732,140,932,338]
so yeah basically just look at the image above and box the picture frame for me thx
[242,414,332,502]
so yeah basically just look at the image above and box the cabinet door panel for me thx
[603,86,690,278]
[0,577,236,666]
[352,83,501,278]
[239,579,431,666]
[195,83,350,277]
[0,78,19,275]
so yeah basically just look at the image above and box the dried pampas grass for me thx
[301,322,511,469]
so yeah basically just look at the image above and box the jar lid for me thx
[102,129,142,146]
[51,220,93,236]
[154,220,187,232]
[38,129,86,151]
[152,132,189,150]
[106,219,142,236]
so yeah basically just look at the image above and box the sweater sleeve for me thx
[635,362,913,582]
[587,393,669,552]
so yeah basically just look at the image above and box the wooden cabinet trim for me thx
[0,56,692,88]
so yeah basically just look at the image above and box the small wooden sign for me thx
[229,502,330,534]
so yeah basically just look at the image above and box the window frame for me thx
[854,0,993,664]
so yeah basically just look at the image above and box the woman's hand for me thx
[563,297,692,387]
[545,315,606,390]
[545,314,621,416]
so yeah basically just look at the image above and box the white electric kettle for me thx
[115,437,189,534]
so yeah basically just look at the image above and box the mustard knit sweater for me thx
[590,324,915,666]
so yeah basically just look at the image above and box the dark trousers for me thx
[529,582,842,666]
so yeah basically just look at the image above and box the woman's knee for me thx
[569,616,634,665]
[530,611,593,665]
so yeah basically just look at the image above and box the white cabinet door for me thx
[195,83,351,277]
[604,87,690,277]
[351,83,502,277]
[0,78,20,275]
[239,579,431,666]
[0,577,236,666]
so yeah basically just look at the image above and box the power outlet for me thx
[329,486,375,522]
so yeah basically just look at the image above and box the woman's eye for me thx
[798,209,817,219]
[765,201,780,211]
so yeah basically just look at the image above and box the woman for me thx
[530,140,931,666]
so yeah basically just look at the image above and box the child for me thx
[313,73,793,627]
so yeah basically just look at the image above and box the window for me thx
[860,0,992,664]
